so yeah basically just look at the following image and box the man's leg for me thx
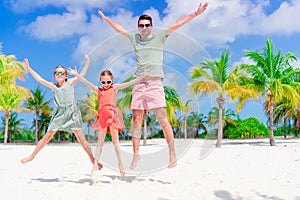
[130,109,144,169]
[153,107,177,168]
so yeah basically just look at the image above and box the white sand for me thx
[1,138,300,200]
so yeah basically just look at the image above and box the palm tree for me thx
[270,97,296,138]
[243,37,300,146]
[190,49,258,147]
[1,112,24,143]
[117,76,135,112]
[0,54,26,85]
[0,84,31,143]
[24,86,52,144]
[122,113,132,140]
[164,86,182,126]
[38,111,52,136]
[147,112,160,138]
[186,112,207,138]
[179,100,194,139]
[78,91,98,141]
[0,53,30,143]
[142,110,149,145]
[207,107,237,129]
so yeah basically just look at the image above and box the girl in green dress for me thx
[21,55,102,170]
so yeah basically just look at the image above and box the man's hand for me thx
[195,2,208,16]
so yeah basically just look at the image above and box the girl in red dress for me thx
[69,69,146,176]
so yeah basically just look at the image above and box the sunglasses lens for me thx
[138,24,151,28]
[55,71,65,75]
[101,81,112,84]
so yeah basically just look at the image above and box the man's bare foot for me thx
[20,156,34,164]
[168,153,177,168]
[168,160,177,168]
[130,154,140,169]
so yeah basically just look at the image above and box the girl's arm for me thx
[69,54,91,85]
[98,10,129,38]
[166,2,208,36]
[68,68,98,93]
[23,58,56,90]
[115,70,147,91]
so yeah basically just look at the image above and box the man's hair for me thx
[138,14,152,26]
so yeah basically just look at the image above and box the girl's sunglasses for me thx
[54,71,66,76]
[101,81,112,84]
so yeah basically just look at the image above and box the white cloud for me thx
[20,8,88,41]
[232,56,256,68]
[16,0,300,66]
[259,0,300,35]
[7,0,119,13]
[290,59,300,69]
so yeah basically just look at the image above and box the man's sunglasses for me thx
[138,24,151,28]
[54,71,66,76]
[101,81,112,84]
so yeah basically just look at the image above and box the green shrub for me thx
[224,117,269,139]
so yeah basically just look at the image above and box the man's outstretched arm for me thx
[98,10,129,38]
[166,2,208,36]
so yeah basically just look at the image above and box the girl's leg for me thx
[90,128,106,176]
[72,130,103,170]
[21,130,57,164]
[110,126,125,176]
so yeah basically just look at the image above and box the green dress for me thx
[47,81,83,133]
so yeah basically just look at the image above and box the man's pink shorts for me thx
[131,79,166,110]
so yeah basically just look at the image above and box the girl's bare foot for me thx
[20,156,34,164]
[120,170,125,176]
[97,162,103,170]
[130,154,140,169]
[118,163,125,176]
[90,162,99,177]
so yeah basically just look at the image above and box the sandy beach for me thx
[1,138,300,200]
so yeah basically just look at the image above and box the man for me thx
[98,2,208,169]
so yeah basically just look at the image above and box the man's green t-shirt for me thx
[128,29,168,79]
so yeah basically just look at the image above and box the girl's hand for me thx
[98,10,105,18]
[84,54,90,61]
[68,67,79,76]
[23,58,30,71]
[141,68,148,79]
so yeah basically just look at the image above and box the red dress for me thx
[91,87,125,133]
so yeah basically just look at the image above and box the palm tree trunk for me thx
[4,112,9,144]
[35,116,39,144]
[216,97,224,148]
[269,96,276,146]
[283,116,287,139]
[184,115,187,139]
[143,111,148,146]
[87,122,91,141]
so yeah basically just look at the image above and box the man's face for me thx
[138,19,152,38]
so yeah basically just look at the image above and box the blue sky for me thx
[1,0,300,128]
